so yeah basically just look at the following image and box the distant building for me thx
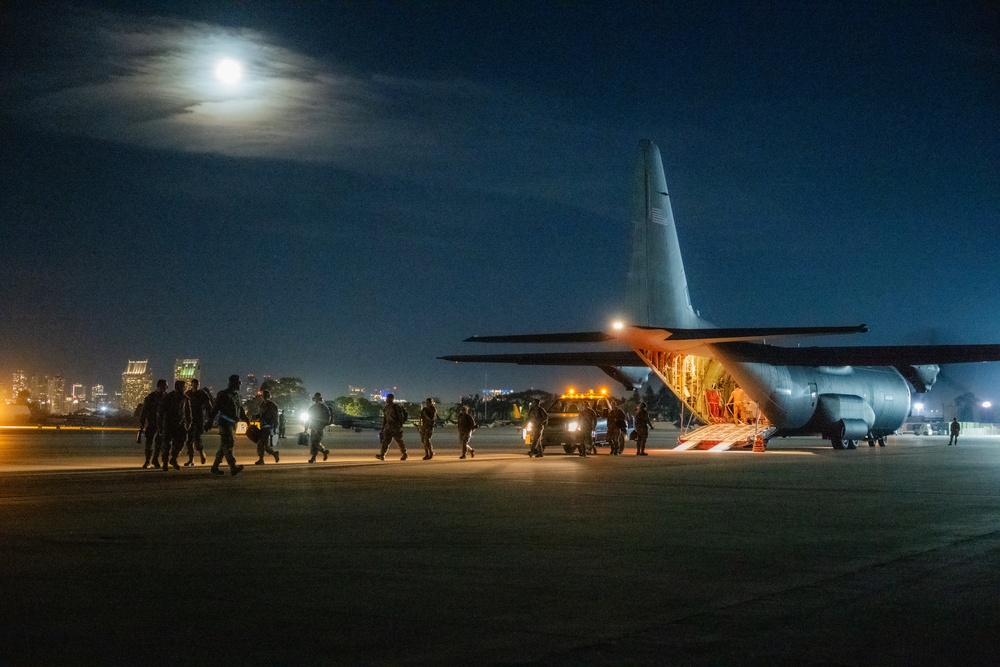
[48,376,66,415]
[121,360,152,412]
[174,358,201,384]
[245,373,260,398]
[11,370,26,402]
[91,384,108,407]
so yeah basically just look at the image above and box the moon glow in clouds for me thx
[214,58,242,84]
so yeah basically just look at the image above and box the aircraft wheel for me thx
[878,436,886,447]
[845,439,857,449]
[563,444,575,454]
[831,437,845,450]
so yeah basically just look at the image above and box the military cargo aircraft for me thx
[442,140,1000,449]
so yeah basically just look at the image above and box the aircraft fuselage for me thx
[716,350,912,441]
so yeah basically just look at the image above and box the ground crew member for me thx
[577,404,597,457]
[255,389,280,465]
[634,401,653,455]
[157,380,192,471]
[526,398,548,457]
[307,392,332,463]
[184,378,214,466]
[377,393,408,461]
[607,399,627,455]
[278,410,286,439]
[728,385,748,424]
[949,417,961,445]
[206,375,247,476]
[418,398,437,460]
[457,405,478,459]
[139,379,168,469]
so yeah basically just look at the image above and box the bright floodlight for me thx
[612,321,624,330]
[983,401,992,409]
[914,402,924,411]
[215,58,243,84]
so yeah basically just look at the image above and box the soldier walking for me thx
[577,403,597,457]
[158,380,192,471]
[418,398,437,460]
[307,392,332,463]
[457,405,478,459]
[634,401,654,455]
[377,393,408,461]
[139,379,168,468]
[607,399,627,455]
[526,398,548,457]
[206,375,247,476]
[184,378,214,466]
[255,389,281,465]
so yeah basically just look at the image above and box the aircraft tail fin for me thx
[625,140,709,329]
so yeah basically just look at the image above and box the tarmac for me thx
[1,425,999,665]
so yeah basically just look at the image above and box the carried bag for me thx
[297,431,310,446]
[245,424,261,443]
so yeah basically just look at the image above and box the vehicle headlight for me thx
[525,423,533,432]
[567,421,578,432]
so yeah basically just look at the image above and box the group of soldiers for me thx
[374,393,479,461]
[138,374,271,476]
[523,397,654,458]
[138,382,482,474]
[139,380,652,475]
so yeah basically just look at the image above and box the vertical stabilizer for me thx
[625,140,709,329]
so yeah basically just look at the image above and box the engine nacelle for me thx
[818,395,876,439]
[896,364,941,393]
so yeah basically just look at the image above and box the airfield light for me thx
[600,388,607,395]
[301,412,310,425]
[612,321,624,331]
[568,388,575,395]
[983,401,992,409]
[914,402,924,411]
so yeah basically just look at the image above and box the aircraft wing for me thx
[439,350,644,366]
[463,332,614,343]
[716,341,1000,366]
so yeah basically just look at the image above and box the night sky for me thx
[2,1,998,402]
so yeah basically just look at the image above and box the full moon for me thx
[214,58,243,84]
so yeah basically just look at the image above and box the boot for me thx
[400,450,408,461]
[184,458,194,467]
[255,457,265,465]
[273,451,280,463]
[308,456,316,463]
[231,464,244,477]
[142,456,150,469]
[199,450,207,464]
[210,467,225,476]
[170,458,180,470]
[322,449,329,461]
[470,448,475,458]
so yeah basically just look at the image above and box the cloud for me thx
[1,6,626,219]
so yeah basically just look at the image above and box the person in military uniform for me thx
[157,380,192,471]
[526,398,548,457]
[418,398,437,460]
[607,399,627,455]
[278,410,286,439]
[577,403,598,457]
[457,405,478,459]
[633,401,654,456]
[139,379,168,469]
[255,389,280,465]
[184,378,214,466]
[377,393,408,461]
[307,392,331,463]
[949,417,961,445]
[206,375,247,476]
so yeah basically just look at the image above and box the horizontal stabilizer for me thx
[717,341,1000,366]
[651,324,868,341]
[464,332,614,343]
[440,350,644,366]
